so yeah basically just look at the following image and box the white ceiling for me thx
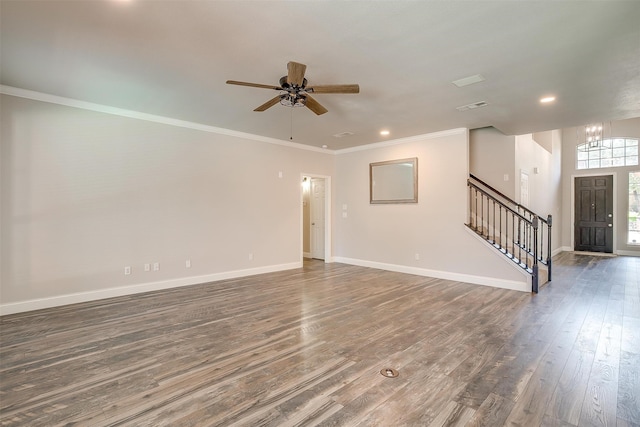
[2,0,639,149]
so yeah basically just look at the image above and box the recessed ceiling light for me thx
[321,144,328,149]
[540,96,556,103]
[380,130,390,136]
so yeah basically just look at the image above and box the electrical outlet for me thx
[124,266,131,275]
[153,262,160,271]
[248,253,253,261]
[144,263,150,272]
[415,253,420,260]
[185,259,191,268]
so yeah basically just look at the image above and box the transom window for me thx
[577,138,639,170]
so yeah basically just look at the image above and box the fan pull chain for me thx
[290,107,293,140]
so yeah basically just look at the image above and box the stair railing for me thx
[467,175,552,293]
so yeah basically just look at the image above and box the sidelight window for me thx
[629,172,640,245]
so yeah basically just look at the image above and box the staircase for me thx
[466,174,552,293]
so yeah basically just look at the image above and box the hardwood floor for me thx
[1,252,638,426]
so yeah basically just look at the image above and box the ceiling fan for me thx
[226,61,359,116]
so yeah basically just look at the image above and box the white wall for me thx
[471,127,563,255]
[560,117,640,255]
[333,129,527,290]
[469,127,516,199]
[1,94,542,315]
[515,131,563,255]
[0,95,334,313]
[514,132,561,218]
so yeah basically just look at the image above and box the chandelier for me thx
[585,123,603,147]
[578,122,611,151]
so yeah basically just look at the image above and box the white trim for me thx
[0,85,328,153]
[333,256,529,292]
[553,247,567,257]
[616,250,640,257]
[300,173,332,263]
[334,128,468,154]
[1,86,468,157]
[0,262,301,316]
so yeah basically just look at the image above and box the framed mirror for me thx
[370,157,418,204]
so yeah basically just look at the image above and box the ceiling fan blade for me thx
[227,80,281,90]
[307,84,360,94]
[254,96,282,112]
[287,61,307,86]
[304,95,328,115]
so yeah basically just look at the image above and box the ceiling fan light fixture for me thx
[280,93,306,108]
[227,61,358,116]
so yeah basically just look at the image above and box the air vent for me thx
[456,101,489,112]
[452,74,485,88]
[332,131,354,138]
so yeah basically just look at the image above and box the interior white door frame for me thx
[300,173,332,262]
[310,178,326,259]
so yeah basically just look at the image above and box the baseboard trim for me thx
[0,262,302,316]
[616,250,640,257]
[559,246,639,257]
[332,257,529,292]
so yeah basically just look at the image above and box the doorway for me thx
[301,175,330,261]
[574,175,614,253]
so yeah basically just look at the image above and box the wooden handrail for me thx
[469,174,548,225]
[467,176,553,292]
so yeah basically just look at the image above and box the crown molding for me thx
[334,128,468,154]
[0,85,331,154]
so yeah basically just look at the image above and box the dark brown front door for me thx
[574,175,613,253]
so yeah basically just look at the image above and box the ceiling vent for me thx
[452,74,485,88]
[332,131,354,138]
[456,101,489,112]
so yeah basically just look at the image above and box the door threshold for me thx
[571,251,617,257]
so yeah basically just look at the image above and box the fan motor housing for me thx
[280,76,307,90]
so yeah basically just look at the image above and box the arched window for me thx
[577,138,638,170]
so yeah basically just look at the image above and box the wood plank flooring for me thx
[1,252,638,426]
